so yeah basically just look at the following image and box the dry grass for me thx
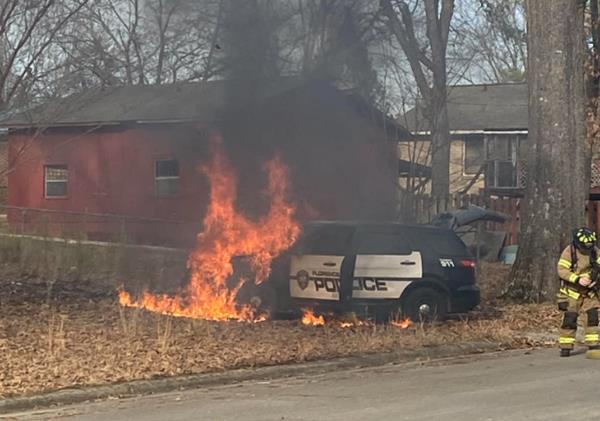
[478,261,513,305]
[0,297,559,399]
[0,261,561,399]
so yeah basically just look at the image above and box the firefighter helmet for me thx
[573,227,597,251]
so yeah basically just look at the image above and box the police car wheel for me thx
[237,282,279,317]
[404,288,447,322]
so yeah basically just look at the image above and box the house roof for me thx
[1,78,409,138]
[2,79,300,128]
[399,83,528,133]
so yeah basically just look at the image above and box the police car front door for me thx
[288,224,354,301]
[289,254,344,300]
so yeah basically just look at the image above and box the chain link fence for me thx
[1,205,202,249]
[0,206,193,298]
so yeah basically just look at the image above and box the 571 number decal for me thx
[439,258,455,268]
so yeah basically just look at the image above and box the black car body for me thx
[270,221,480,321]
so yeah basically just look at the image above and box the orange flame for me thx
[301,309,325,326]
[339,320,370,328]
[119,135,301,321]
[391,318,413,329]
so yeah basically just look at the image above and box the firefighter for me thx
[557,227,600,357]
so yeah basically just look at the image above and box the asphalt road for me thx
[4,348,600,421]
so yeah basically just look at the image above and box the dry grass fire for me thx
[301,309,325,326]
[301,308,413,329]
[119,135,300,321]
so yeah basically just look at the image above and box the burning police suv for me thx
[271,221,480,321]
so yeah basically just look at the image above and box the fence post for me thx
[476,220,482,277]
[120,217,127,244]
[82,208,88,240]
[21,209,26,235]
[428,195,434,222]
[510,199,515,235]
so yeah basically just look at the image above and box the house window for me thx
[155,159,179,197]
[463,137,484,175]
[44,165,68,198]
[485,134,526,189]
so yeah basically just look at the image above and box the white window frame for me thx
[154,159,179,197]
[44,165,68,199]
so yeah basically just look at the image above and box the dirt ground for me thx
[0,263,560,398]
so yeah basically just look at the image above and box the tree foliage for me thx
[0,0,535,112]
[450,0,526,83]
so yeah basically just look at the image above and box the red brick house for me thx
[3,79,407,247]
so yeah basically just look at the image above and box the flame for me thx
[299,310,412,329]
[391,318,413,329]
[339,320,369,328]
[301,309,325,326]
[119,134,301,321]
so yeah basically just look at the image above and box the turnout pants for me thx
[557,286,600,350]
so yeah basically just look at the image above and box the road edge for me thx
[0,341,509,414]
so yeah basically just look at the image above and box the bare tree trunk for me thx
[381,0,453,197]
[506,0,588,302]
[430,79,450,197]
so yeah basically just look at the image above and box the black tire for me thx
[236,282,279,318]
[403,287,447,322]
[254,283,279,318]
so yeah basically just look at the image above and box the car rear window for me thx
[294,224,468,257]
[351,229,411,254]
[411,229,469,256]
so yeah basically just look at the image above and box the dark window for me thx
[464,137,484,175]
[44,165,68,198]
[351,229,411,254]
[485,134,526,188]
[295,225,355,255]
[411,229,468,256]
[495,161,517,187]
[155,159,179,197]
[486,135,510,160]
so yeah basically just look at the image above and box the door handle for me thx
[401,261,416,266]
[323,262,337,267]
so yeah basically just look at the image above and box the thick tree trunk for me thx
[425,0,452,198]
[506,0,589,302]
[590,0,600,100]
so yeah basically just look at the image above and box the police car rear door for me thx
[289,224,354,301]
[351,226,422,299]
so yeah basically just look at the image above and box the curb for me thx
[0,341,504,414]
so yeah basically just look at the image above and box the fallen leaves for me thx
[0,263,561,398]
[0,297,559,398]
